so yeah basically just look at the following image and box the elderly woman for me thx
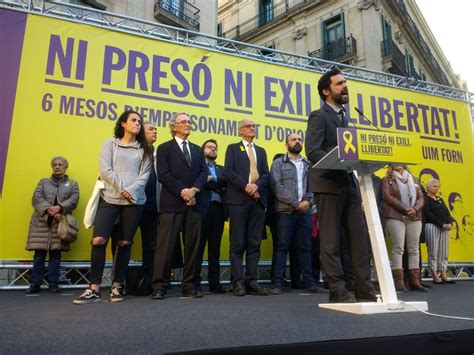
[26,157,79,294]
[382,165,426,292]
[74,110,151,304]
[423,179,456,284]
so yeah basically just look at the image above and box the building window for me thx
[162,0,182,18]
[322,14,345,60]
[380,15,392,56]
[405,50,416,77]
[323,14,345,47]
[259,0,274,26]
[381,15,392,42]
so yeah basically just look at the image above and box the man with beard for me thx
[269,134,321,294]
[194,139,227,293]
[305,68,376,303]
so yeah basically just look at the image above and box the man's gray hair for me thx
[169,112,188,137]
[50,156,69,168]
[238,119,253,137]
[238,119,249,129]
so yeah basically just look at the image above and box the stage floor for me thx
[1,281,473,354]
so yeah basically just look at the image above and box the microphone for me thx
[340,106,358,129]
[354,107,381,132]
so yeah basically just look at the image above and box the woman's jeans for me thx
[31,249,61,286]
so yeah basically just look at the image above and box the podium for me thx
[314,128,428,314]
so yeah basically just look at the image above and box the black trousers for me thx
[228,199,265,285]
[316,187,373,293]
[138,211,159,270]
[311,236,321,282]
[152,209,202,294]
[111,210,158,270]
[195,202,225,288]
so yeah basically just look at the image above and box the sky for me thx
[416,0,473,92]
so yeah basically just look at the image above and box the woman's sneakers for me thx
[73,286,125,304]
[109,286,125,302]
[73,288,101,304]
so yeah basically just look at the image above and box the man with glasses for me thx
[151,113,208,300]
[224,119,270,296]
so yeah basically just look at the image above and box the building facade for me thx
[65,0,217,35]
[218,0,464,89]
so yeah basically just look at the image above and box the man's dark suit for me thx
[152,138,208,295]
[305,103,373,294]
[224,141,269,289]
[194,163,227,290]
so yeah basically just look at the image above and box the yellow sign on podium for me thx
[337,128,422,164]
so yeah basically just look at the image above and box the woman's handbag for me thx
[58,214,79,243]
[83,177,105,229]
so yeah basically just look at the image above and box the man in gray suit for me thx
[305,68,375,303]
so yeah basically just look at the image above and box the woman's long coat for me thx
[26,176,79,251]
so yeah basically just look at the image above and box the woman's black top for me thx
[423,196,455,228]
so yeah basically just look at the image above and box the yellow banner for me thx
[337,128,422,164]
[0,12,472,262]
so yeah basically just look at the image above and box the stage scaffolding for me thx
[0,0,473,289]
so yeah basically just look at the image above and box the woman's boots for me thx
[392,269,408,292]
[432,268,444,284]
[408,268,428,292]
[440,270,456,284]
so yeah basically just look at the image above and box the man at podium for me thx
[305,68,376,303]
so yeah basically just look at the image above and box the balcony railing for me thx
[386,0,450,86]
[154,0,200,31]
[380,39,407,76]
[221,0,322,40]
[308,35,357,63]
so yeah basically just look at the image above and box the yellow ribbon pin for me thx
[343,131,356,154]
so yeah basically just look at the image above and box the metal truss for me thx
[0,262,114,290]
[0,0,471,102]
[1,261,471,289]
[0,0,472,288]
[0,260,271,289]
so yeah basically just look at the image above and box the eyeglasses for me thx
[176,120,192,125]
